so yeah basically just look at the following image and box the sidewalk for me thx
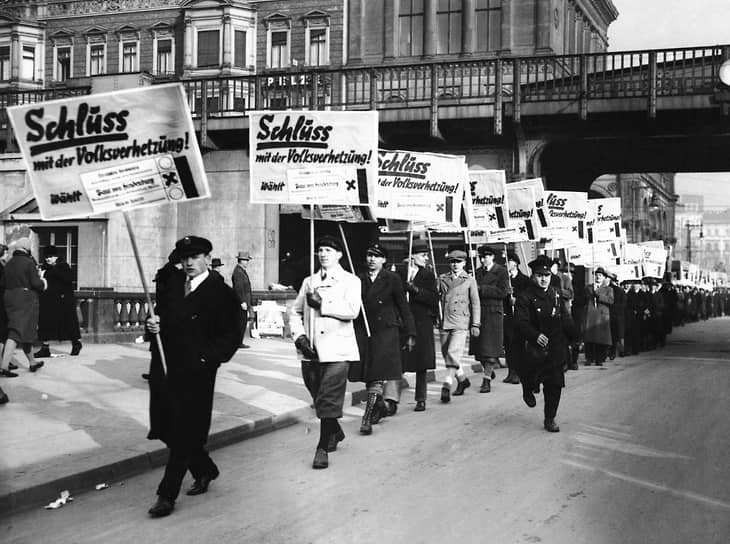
[0,335,484,516]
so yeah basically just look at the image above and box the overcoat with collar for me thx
[350,268,416,382]
[398,263,438,372]
[515,281,575,387]
[472,263,509,359]
[232,264,252,307]
[289,264,361,362]
[438,270,480,331]
[583,283,614,345]
[148,272,244,449]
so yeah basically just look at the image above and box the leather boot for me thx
[371,394,386,424]
[453,377,471,396]
[34,344,51,358]
[544,418,560,432]
[502,372,520,384]
[360,393,377,435]
[70,340,82,356]
[479,378,491,393]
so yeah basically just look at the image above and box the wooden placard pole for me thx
[123,211,167,376]
[406,229,414,302]
[426,230,443,323]
[309,206,316,337]
[337,223,371,337]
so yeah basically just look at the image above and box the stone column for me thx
[348,0,363,63]
[423,0,437,58]
[462,0,475,56]
[11,32,20,80]
[536,0,551,52]
[183,17,193,69]
[383,0,396,60]
[222,15,232,68]
[500,0,512,54]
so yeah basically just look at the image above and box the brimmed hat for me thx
[366,243,388,259]
[594,266,607,277]
[211,258,223,268]
[411,241,429,254]
[315,235,343,253]
[528,255,552,274]
[237,250,252,261]
[607,270,618,281]
[506,251,520,265]
[477,245,497,257]
[175,236,213,258]
[12,237,31,253]
[446,249,467,261]
[42,245,58,257]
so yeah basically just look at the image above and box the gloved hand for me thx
[294,335,318,360]
[470,326,481,337]
[402,335,416,352]
[406,282,419,295]
[306,291,322,310]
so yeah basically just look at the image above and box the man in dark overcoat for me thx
[471,245,509,393]
[232,250,253,348]
[386,241,438,412]
[607,271,625,359]
[351,243,415,434]
[35,245,82,358]
[503,251,531,384]
[514,255,575,433]
[145,236,243,518]
[623,281,642,355]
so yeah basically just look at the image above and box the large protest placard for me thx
[248,110,378,205]
[592,197,623,242]
[640,243,668,278]
[503,184,538,242]
[508,178,550,237]
[7,83,209,220]
[545,190,588,244]
[467,170,509,232]
[376,150,467,227]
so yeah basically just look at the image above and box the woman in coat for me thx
[351,243,415,435]
[583,267,613,365]
[0,238,46,377]
[35,245,82,358]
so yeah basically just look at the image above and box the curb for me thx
[0,362,487,517]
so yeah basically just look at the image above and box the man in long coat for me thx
[514,255,575,433]
[583,267,613,365]
[623,281,642,355]
[471,245,509,393]
[607,271,625,359]
[35,245,82,358]
[351,243,415,435]
[503,251,531,384]
[387,241,438,412]
[145,236,243,518]
[232,250,253,348]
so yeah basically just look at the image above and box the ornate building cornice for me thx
[44,0,183,18]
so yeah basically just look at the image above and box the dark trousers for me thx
[157,443,218,501]
[585,343,607,363]
[543,384,562,419]
[241,309,248,341]
[414,370,427,402]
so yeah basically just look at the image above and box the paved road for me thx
[3,319,729,544]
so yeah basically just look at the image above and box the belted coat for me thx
[438,271,480,331]
[351,268,416,382]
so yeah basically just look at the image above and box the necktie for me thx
[184,278,191,296]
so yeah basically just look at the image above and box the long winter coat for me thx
[609,283,626,343]
[399,264,438,372]
[289,264,361,362]
[515,282,575,387]
[351,268,416,383]
[148,272,244,449]
[1,251,45,344]
[583,283,613,346]
[472,263,509,359]
[38,261,80,342]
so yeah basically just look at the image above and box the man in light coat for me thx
[438,249,480,403]
[290,235,361,470]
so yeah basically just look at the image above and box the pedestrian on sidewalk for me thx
[438,249,480,403]
[514,255,575,433]
[471,245,509,393]
[145,236,244,518]
[0,238,47,377]
[232,250,253,348]
[387,241,438,412]
[289,235,361,469]
[352,242,416,433]
[35,245,82,359]
[503,251,531,384]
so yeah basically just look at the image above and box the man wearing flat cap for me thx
[438,248,480,403]
[290,235,361,469]
[232,250,253,348]
[514,255,575,432]
[351,242,416,434]
[471,245,509,393]
[145,235,244,517]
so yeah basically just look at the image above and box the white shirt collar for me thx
[189,270,209,293]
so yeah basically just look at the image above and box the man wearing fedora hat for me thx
[438,248,480,403]
[145,235,243,517]
[232,250,253,348]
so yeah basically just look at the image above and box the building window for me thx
[234,30,246,68]
[269,30,289,69]
[0,46,10,81]
[476,0,501,52]
[22,45,36,80]
[89,43,106,75]
[437,0,462,55]
[155,38,174,74]
[307,28,328,66]
[120,41,138,72]
[399,0,424,57]
[197,30,220,68]
[56,46,72,81]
